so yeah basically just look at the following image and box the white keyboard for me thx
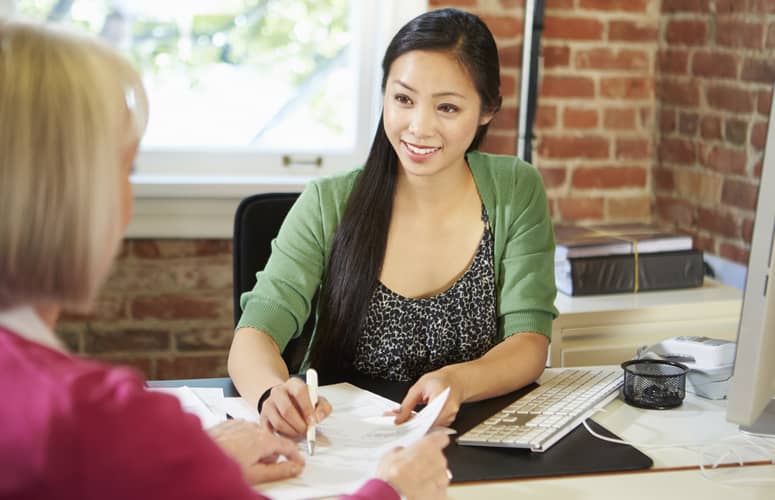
[457,368,623,452]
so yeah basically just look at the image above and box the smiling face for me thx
[382,50,493,180]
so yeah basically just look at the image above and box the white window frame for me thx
[127,0,427,238]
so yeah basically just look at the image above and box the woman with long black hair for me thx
[228,7,557,435]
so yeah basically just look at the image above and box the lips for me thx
[402,141,441,157]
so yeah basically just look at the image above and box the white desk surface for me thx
[449,367,775,499]
[449,464,775,500]
[554,278,742,314]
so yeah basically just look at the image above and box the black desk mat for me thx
[348,375,654,483]
[148,375,653,483]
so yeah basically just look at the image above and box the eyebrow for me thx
[394,80,467,99]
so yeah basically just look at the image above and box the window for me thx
[10,0,426,236]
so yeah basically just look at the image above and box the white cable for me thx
[582,409,775,487]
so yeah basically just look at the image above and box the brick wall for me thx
[654,0,775,264]
[57,0,774,379]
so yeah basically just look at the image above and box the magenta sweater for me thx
[0,327,397,500]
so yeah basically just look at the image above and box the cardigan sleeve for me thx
[497,161,558,340]
[237,181,327,352]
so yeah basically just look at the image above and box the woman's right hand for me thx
[375,431,451,500]
[259,377,332,438]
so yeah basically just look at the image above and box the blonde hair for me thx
[0,20,148,311]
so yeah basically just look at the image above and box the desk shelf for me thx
[550,279,742,367]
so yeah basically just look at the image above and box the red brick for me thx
[702,146,747,175]
[84,328,170,354]
[575,48,649,71]
[691,51,738,79]
[750,0,775,14]
[498,45,522,68]
[724,119,747,146]
[659,137,696,164]
[657,80,699,106]
[607,196,652,220]
[93,355,154,379]
[480,133,517,155]
[759,89,773,115]
[499,0,522,6]
[662,0,710,12]
[543,45,570,68]
[544,16,604,40]
[716,0,744,13]
[571,166,647,189]
[639,106,653,129]
[655,196,696,227]
[666,20,708,46]
[658,50,689,75]
[131,295,225,320]
[501,74,517,97]
[546,0,574,9]
[540,76,595,98]
[616,138,651,159]
[579,0,648,11]
[660,109,676,133]
[156,355,229,380]
[538,167,567,188]
[673,169,723,204]
[604,108,636,130]
[679,112,699,136]
[557,197,605,220]
[716,21,764,49]
[537,135,610,159]
[694,234,716,255]
[754,159,764,178]
[563,107,598,128]
[741,58,775,84]
[600,77,652,99]
[609,20,657,42]
[719,243,750,265]
[479,16,523,38]
[698,208,740,238]
[768,24,775,48]
[722,179,760,211]
[743,218,756,243]
[706,85,755,113]
[176,328,235,351]
[60,296,128,322]
[536,105,558,129]
[752,121,768,150]
[492,106,518,130]
[654,166,675,191]
[700,115,722,140]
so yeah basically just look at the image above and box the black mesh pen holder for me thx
[621,359,689,409]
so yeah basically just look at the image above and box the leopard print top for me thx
[352,207,497,382]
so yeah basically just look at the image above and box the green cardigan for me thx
[238,151,558,358]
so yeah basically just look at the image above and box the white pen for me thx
[306,368,318,456]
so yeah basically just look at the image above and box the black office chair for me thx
[233,192,316,374]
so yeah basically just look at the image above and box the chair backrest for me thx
[233,192,315,374]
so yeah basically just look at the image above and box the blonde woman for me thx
[0,21,449,500]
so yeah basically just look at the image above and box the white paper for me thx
[260,383,450,500]
[149,385,225,429]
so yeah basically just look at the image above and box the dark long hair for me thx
[308,8,502,379]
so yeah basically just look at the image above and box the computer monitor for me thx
[725,82,775,436]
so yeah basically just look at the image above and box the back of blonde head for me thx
[0,20,148,311]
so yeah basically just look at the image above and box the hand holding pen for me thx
[256,372,331,439]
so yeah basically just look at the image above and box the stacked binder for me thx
[554,223,704,296]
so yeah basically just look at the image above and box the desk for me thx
[449,464,775,500]
[150,372,774,498]
[551,279,742,367]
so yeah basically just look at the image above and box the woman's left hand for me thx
[392,368,464,426]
